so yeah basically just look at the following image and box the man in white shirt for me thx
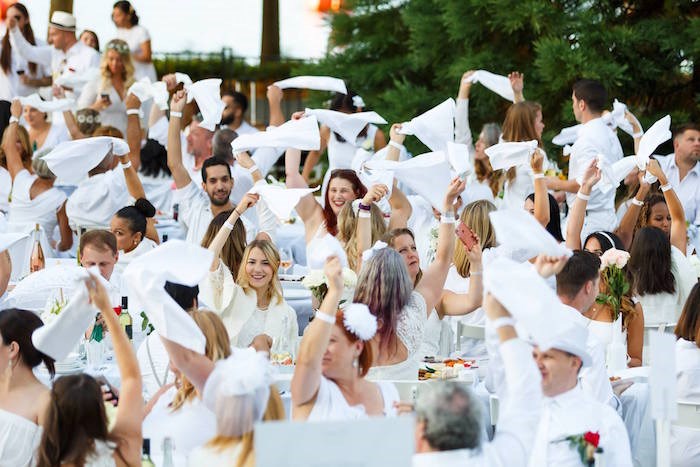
[656,123,700,225]
[528,324,632,467]
[8,11,99,92]
[413,294,542,467]
[221,90,259,135]
[546,79,623,238]
[556,250,617,408]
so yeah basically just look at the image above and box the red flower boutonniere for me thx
[555,431,603,466]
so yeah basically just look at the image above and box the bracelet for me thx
[631,198,644,207]
[490,317,516,330]
[120,160,132,169]
[389,140,405,151]
[358,211,371,219]
[170,111,182,118]
[441,214,456,224]
[314,312,335,324]
[660,183,672,192]
[357,202,371,212]
[633,131,644,138]
[576,191,590,201]
[470,270,483,276]
[223,221,235,231]
[126,109,140,116]
[246,164,259,174]
[8,116,19,124]
[532,172,544,180]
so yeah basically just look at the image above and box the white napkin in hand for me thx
[552,124,581,146]
[231,115,321,152]
[18,93,75,113]
[248,182,318,220]
[398,98,455,153]
[305,108,387,144]
[489,208,572,260]
[484,140,538,170]
[307,234,348,270]
[635,114,672,170]
[603,99,643,137]
[595,156,639,194]
[274,76,347,94]
[32,277,95,361]
[174,72,193,87]
[366,151,451,210]
[127,77,169,110]
[124,240,212,354]
[446,141,472,178]
[43,137,130,185]
[183,78,225,131]
[54,67,100,90]
[466,70,515,102]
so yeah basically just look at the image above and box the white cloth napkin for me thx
[307,234,348,270]
[358,166,394,198]
[635,115,672,170]
[552,124,581,146]
[54,67,100,90]
[466,70,515,102]
[248,182,318,220]
[366,151,451,210]
[274,76,347,94]
[446,141,472,178]
[147,116,168,147]
[398,98,455,153]
[18,93,75,113]
[174,72,193,87]
[594,155,639,194]
[305,108,387,143]
[32,277,96,361]
[183,78,225,131]
[489,208,572,260]
[123,240,213,354]
[231,115,321,152]
[484,140,538,170]
[602,99,643,137]
[43,137,130,185]
[127,77,169,110]
[0,232,28,253]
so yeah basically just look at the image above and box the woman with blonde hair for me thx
[200,209,247,277]
[201,193,298,351]
[142,310,232,461]
[78,38,135,134]
[337,199,387,272]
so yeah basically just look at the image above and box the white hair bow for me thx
[361,240,388,263]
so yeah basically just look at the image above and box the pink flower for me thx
[600,248,629,270]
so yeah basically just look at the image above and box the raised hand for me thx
[389,123,405,145]
[362,184,389,205]
[508,71,524,95]
[444,177,467,210]
[323,255,343,294]
[530,148,544,174]
[125,93,141,110]
[580,159,602,190]
[533,254,569,278]
[235,192,260,215]
[10,99,21,119]
[170,89,187,113]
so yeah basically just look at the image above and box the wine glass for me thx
[279,248,293,275]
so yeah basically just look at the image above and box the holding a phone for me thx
[456,221,479,251]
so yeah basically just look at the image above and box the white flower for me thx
[342,268,357,288]
[301,269,326,289]
[688,255,700,279]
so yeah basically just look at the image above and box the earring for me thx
[352,357,359,369]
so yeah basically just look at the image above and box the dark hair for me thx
[323,169,366,236]
[583,231,625,254]
[572,79,607,114]
[164,282,199,311]
[36,374,115,467]
[0,100,12,146]
[628,227,675,296]
[222,90,249,114]
[1,4,37,75]
[636,192,667,234]
[115,198,156,237]
[328,89,368,142]
[526,192,563,242]
[676,283,700,346]
[79,230,118,257]
[79,30,100,51]
[212,128,237,164]
[674,123,699,140]
[139,139,170,178]
[0,308,55,376]
[113,1,139,25]
[201,156,231,183]
[556,250,601,299]
[200,210,246,276]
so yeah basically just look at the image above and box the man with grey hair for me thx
[413,294,542,466]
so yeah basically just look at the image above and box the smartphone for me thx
[95,375,119,405]
[16,69,25,76]
[456,221,478,250]
[100,93,111,103]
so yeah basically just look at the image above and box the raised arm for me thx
[565,159,601,250]
[4,100,27,179]
[415,178,465,313]
[8,20,52,68]
[207,193,260,271]
[267,85,284,127]
[436,241,483,318]
[291,256,343,417]
[647,159,688,253]
[166,90,193,188]
[530,148,549,227]
[125,94,143,172]
[508,72,525,104]
[62,109,86,140]
[615,173,650,250]
[160,336,214,395]
[625,110,643,155]
[455,71,476,151]
[301,125,330,183]
[355,184,389,272]
[84,274,142,462]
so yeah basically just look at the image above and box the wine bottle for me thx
[119,296,133,340]
[141,438,155,467]
[29,223,45,273]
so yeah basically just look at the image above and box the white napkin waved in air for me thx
[366,151,451,210]
[552,124,581,146]
[18,93,75,113]
[489,208,572,260]
[305,108,387,144]
[183,78,225,131]
[307,234,349,270]
[248,181,318,220]
[635,115,672,170]
[594,155,639,194]
[466,70,515,102]
[484,140,538,170]
[231,115,321,152]
[274,76,347,94]
[124,241,213,354]
[601,99,643,137]
[446,141,473,178]
[398,98,455,153]
[53,67,100,90]
[43,137,130,184]
[127,77,169,110]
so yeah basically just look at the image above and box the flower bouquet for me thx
[596,249,630,322]
[301,268,357,306]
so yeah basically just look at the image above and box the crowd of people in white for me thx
[0,2,699,466]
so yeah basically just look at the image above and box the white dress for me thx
[672,338,700,467]
[321,124,378,200]
[366,291,428,380]
[77,79,128,135]
[115,26,158,82]
[0,166,12,214]
[32,122,71,152]
[305,376,398,422]
[84,439,117,467]
[8,169,66,242]
[0,408,42,467]
[443,265,486,358]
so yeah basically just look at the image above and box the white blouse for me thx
[77,79,128,135]
[0,408,42,467]
[305,376,398,422]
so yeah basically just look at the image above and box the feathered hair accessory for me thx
[342,303,377,341]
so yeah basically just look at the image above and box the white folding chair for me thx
[675,399,700,429]
[643,323,675,365]
[456,323,486,351]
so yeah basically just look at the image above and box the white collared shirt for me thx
[656,153,700,225]
[413,338,542,467]
[528,385,632,467]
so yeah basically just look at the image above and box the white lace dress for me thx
[83,439,117,467]
[0,408,42,467]
[366,291,428,380]
[303,376,398,422]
